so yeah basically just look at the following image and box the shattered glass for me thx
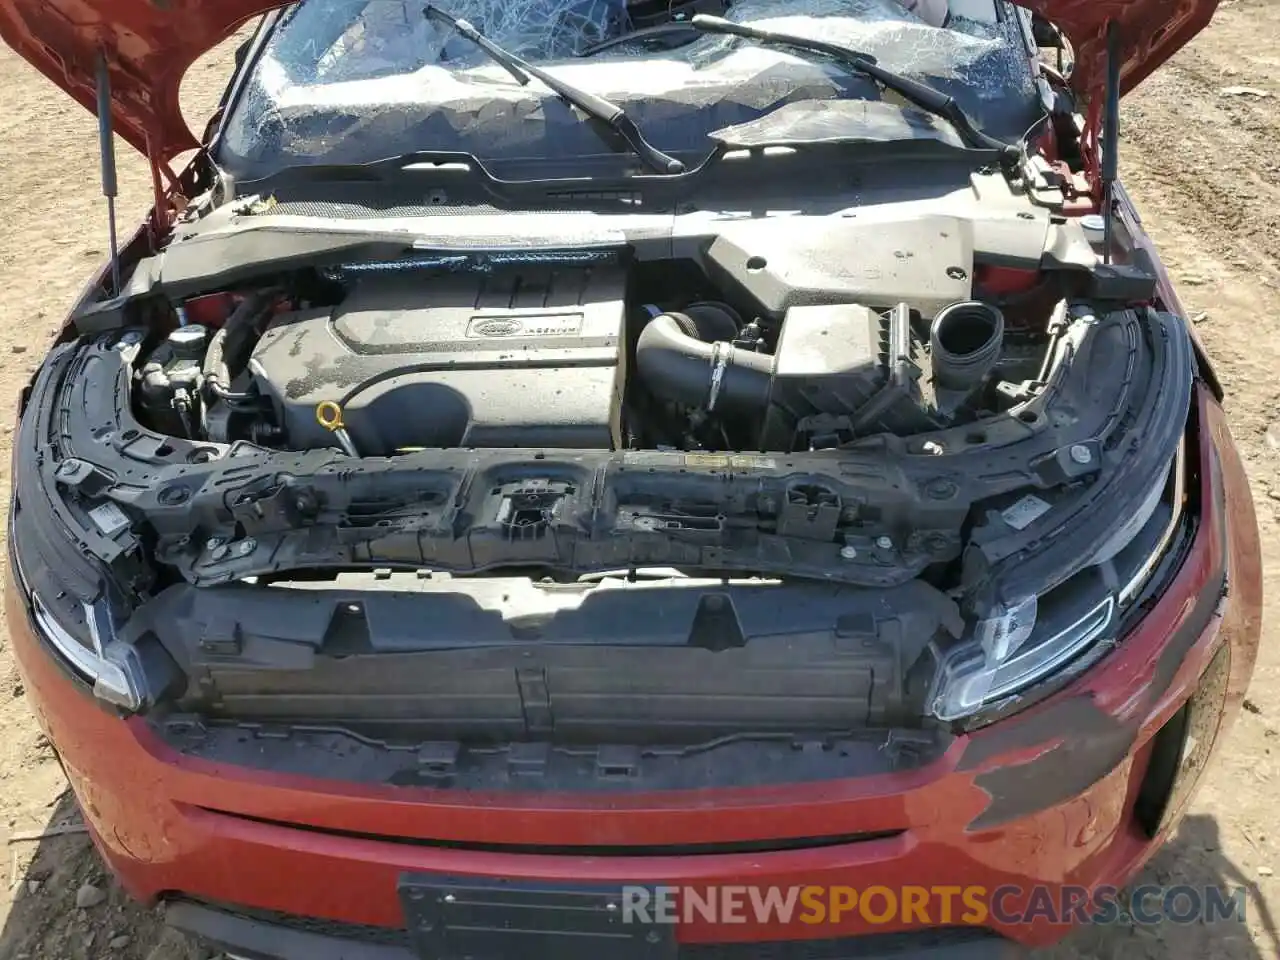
[290,0,632,83]
[220,0,1040,179]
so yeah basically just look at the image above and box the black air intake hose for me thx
[636,312,773,411]
[929,300,1005,392]
[203,290,277,403]
[683,302,743,342]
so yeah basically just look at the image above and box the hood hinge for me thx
[144,134,186,248]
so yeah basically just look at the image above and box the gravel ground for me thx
[2,4,1280,958]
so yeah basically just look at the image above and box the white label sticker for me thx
[1001,495,1051,531]
[88,502,130,537]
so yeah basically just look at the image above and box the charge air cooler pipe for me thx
[636,310,773,412]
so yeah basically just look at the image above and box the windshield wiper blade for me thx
[687,14,1020,166]
[423,5,686,175]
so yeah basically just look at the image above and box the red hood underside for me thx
[0,0,1218,163]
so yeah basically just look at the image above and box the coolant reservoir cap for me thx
[167,324,209,360]
[1079,214,1107,238]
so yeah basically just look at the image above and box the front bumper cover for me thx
[4,387,1261,954]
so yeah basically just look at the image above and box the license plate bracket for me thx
[398,875,676,960]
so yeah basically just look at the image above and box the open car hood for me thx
[0,0,1218,162]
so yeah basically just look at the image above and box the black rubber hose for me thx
[930,300,1004,392]
[202,324,232,396]
[222,289,278,374]
[684,302,743,342]
[202,290,276,402]
[636,312,773,411]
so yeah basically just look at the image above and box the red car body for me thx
[0,0,1262,957]
[6,368,1261,956]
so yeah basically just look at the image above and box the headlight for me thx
[28,593,147,711]
[10,497,170,714]
[930,437,1186,722]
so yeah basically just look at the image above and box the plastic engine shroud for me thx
[248,266,628,455]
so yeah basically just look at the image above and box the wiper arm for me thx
[688,14,1020,166]
[423,5,686,175]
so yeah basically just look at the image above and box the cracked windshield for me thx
[221,0,1040,178]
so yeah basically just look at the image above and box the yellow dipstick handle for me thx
[315,401,359,456]
[316,401,346,432]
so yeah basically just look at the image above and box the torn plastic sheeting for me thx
[221,0,1038,174]
[256,0,1023,92]
[709,98,969,150]
[292,0,632,83]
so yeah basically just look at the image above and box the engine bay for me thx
[14,187,1198,734]
[135,252,1054,459]
[21,180,1191,605]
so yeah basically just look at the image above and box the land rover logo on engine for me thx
[466,315,585,339]
[473,318,523,338]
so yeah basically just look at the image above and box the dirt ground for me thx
[2,3,1280,958]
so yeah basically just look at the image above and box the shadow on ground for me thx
[1039,814,1275,960]
[2,799,1273,960]
[1,791,202,960]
